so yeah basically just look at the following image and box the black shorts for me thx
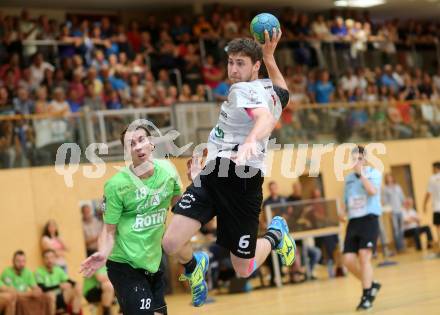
[107,260,166,315]
[434,212,440,225]
[343,214,379,254]
[85,287,102,304]
[173,157,264,259]
[56,292,66,311]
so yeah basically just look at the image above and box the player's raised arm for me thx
[260,29,288,91]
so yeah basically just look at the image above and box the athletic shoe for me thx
[268,216,296,266]
[179,251,209,307]
[356,295,373,311]
[370,281,382,302]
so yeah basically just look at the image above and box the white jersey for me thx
[428,173,440,212]
[207,79,282,173]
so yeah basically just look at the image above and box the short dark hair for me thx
[226,38,262,64]
[433,161,440,169]
[13,250,25,259]
[120,124,152,146]
[42,249,56,257]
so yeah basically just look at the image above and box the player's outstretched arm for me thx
[80,224,116,277]
[260,29,288,90]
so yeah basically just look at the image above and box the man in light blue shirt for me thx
[341,146,382,311]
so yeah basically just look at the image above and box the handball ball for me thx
[250,13,281,44]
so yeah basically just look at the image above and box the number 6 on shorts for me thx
[239,235,250,249]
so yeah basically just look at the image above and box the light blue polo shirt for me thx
[344,166,382,219]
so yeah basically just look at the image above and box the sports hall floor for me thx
[165,252,440,315]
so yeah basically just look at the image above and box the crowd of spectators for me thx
[1,7,440,168]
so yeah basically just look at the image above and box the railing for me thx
[276,99,440,145]
[1,99,439,169]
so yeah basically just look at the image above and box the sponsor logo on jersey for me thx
[220,110,228,119]
[132,208,167,231]
[214,125,224,139]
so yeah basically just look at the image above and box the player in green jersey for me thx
[0,278,16,315]
[1,250,49,314]
[81,122,182,315]
[35,249,82,315]
[83,267,115,315]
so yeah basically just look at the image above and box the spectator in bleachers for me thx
[178,84,193,102]
[82,204,103,257]
[83,82,104,111]
[0,278,16,315]
[13,87,34,114]
[392,64,405,89]
[377,22,398,63]
[212,77,231,102]
[193,84,208,102]
[420,93,440,136]
[29,53,54,88]
[202,55,224,89]
[382,173,406,252]
[418,72,434,99]
[19,9,39,59]
[403,197,434,251]
[34,86,50,114]
[0,121,17,168]
[0,87,13,114]
[48,87,70,115]
[1,250,50,315]
[35,249,82,315]
[91,50,109,72]
[331,16,348,39]
[106,90,123,110]
[193,15,213,38]
[52,68,69,92]
[310,69,334,104]
[380,64,398,92]
[340,68,359,95]
[183,43,203,91]
[83,267,114,315]
[41,220,69,271]
[0,53,21,85]
[127,73,144,101]
[126,20,141,53]
[2,15,21,58]
[67,89,81,113]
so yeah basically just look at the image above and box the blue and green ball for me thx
[250,13,281,44]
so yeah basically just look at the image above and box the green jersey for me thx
[83,266,106,296]
[103,159,181,272]
[35,266,68,290]
[1,267,37,292]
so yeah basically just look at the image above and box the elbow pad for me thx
[273,85,290,109]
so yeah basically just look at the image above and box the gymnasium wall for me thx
[1,138,440,282]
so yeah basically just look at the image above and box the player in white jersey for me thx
[162,30,296,307]
[423,161,440,250]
